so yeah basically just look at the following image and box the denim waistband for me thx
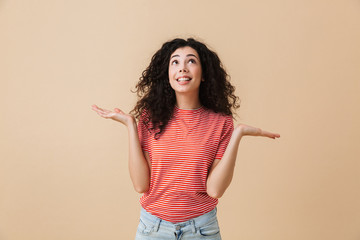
[140,207,218,231]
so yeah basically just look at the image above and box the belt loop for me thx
[154,218,161,232]
[190,219,196,233]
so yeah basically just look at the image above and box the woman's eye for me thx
[171,60,178,65]
[189,59,196,64]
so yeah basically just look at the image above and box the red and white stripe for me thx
[138,106,233,223]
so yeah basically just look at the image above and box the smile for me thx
[176,77,192,82]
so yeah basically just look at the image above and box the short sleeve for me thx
[137,111,151,152]
[215,115,234,160]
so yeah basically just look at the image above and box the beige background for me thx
[1,0,360,239]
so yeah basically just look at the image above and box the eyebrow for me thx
[171,54,199,59]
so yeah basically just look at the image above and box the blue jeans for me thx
[135,207,222,240]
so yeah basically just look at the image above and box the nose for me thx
[179,66,188,73]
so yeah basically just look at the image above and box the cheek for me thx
[169,80,176,91]
[194,67,202,79]
[168,68,176,80]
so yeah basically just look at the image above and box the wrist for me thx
[127,117,137,131]
[233,126,244,138]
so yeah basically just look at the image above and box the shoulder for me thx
[138,108,153,130]
[203,107,233,122]
[138,108,151,124]
[201,108,234,132]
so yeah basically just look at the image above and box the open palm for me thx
[91,104,134,126]
[236,124,280,139]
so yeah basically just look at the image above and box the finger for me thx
[92,105,105,113]
[92,104,102,111]
[91,105,98,112]
[93,108,113,118]
[93,105,111,114]
[92,107,105,115]
[99,113,114,119]
[262,131,280,139]
[94,109,107,117]
[95,111,107,118]
[94,106,111,115]
[114,108,122,113]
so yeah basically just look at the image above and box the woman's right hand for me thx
[91,104,135,127]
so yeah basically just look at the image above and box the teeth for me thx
[177,77,191,81]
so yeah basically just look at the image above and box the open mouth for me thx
[176,77,192,82]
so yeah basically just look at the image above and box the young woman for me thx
[92,38,280,240]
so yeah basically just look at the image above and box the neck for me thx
[175,93,201,110]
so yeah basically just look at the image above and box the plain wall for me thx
[1,0,359,239]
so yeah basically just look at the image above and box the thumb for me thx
[114,108,122,113]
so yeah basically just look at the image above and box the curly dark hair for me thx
[131,38,240,139]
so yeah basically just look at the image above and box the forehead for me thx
[170,46,199,58]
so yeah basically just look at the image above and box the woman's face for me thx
[168,46,202,96]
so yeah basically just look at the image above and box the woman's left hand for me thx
[235,124,280,139]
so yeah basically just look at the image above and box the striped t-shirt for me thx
[138,106,234,223]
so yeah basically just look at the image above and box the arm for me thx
[92,105,150,193]
[206,124,280,199]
